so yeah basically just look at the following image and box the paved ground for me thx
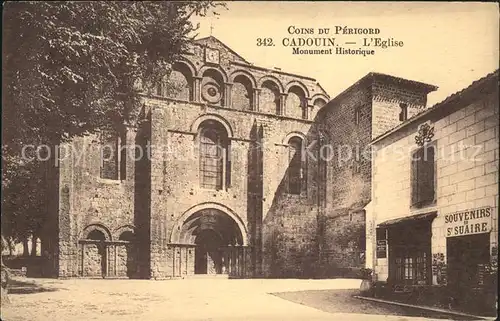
[1,277,482,321]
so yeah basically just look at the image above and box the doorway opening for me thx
[177,207,245,276]
[447,233,490,289]
[194,230,223,274]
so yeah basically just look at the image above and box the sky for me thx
[191,2,499,106]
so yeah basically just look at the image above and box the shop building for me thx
[366,70,498,307]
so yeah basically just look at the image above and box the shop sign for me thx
[376,240,387,258]
[445,207,492,238]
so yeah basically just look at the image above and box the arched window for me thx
[232,75,253,111]
[199,121,231,190]
[100,128,126,180]
[259,80,281,114]
[286,86,307,119]
[287,136,305,195]
[157,63,193,100]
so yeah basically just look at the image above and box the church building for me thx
[42,36,438,279]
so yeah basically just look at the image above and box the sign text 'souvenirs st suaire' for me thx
[445,207,492,237]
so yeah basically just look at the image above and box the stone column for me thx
[252,88,261,112]
[224,82,233,108]
[234,245,240,277]
[279,93,287,116]
[193,77,202,102]
[305,98,313,120]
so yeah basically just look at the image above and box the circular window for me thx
[202,83,221,103]
[207,87,217,97]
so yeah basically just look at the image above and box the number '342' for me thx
[256,38,274,46]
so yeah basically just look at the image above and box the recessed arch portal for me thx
[79,223,111,278]
[170,203,247,246]
[171,203,248,275]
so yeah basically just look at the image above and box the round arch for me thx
[174,59,197,78]
[199,65,229,83]
[170,202,248,246]
[113,224,136,240]
[190,114,234,138]
[282,131,307,145]
[310,93,330,103]
[80,223,112,241]
[285,80,310,98]
[230,70,257,88]
[258,75,285,93]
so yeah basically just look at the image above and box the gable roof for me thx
[371,69,499,144]
[194,36,249,63]
[193,36,329,96]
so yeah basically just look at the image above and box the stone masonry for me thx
[45,36,439,279]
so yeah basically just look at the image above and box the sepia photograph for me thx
[1,1,499,320]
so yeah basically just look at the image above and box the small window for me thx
[100,129,126,180]
[394,251,429,285]
[288,136,306,194]
[156,82,162,96]
[301,100,308,119]
[411,143,435,207]
[100,130,119,180]
[355,108,361,125]
[399,103,408,121]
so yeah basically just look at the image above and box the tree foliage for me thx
[1,1,224,251]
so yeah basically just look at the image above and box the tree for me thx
[1,160,47,256]
[2,1,225,253]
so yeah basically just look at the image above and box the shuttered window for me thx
[411,144,435,207]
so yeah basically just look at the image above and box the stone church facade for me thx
[42,37,437,279]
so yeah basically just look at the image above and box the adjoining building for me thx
[40,36,440,280]
[366,70,498,310]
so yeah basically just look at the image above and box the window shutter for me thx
[411,145,435,206]
[420,146,435,203]
[411,149,420,205]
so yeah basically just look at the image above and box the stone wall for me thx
[316,83,372,274]
[371,80,429,139]
[317,75,435,275]
[56,127,139,277]
[51,36,445,280]
[145,96,321,278]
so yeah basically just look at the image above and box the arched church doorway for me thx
[177,208,246,276]
[84,229,107,277]
[194,230,223,274]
